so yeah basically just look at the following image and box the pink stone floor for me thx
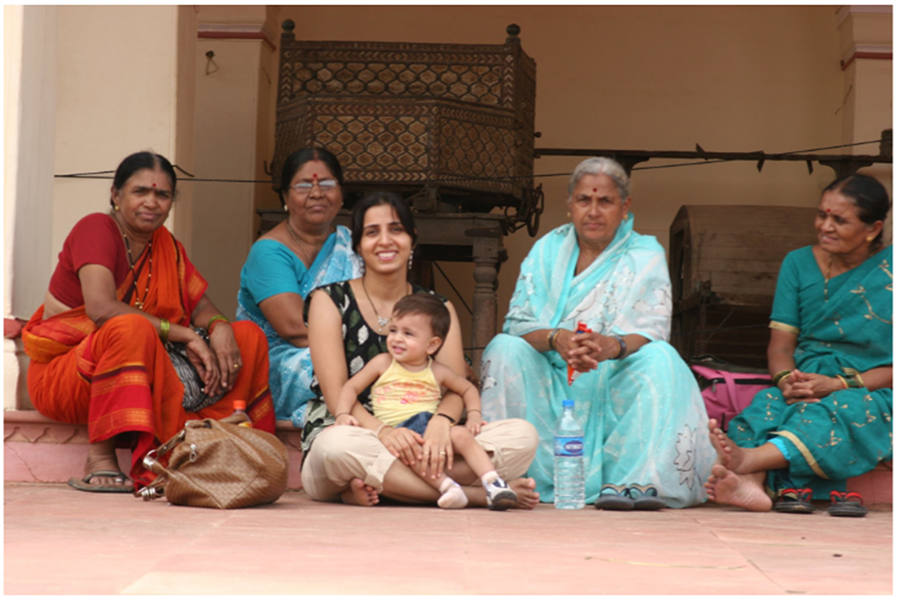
[4,483,891,595]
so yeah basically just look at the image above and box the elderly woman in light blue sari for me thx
[481,157,715,509]
[237,148,360,426]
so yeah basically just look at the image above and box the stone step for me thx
[4,410,305,490]
[4,410,892,505]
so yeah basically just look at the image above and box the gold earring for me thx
[866,236,874,242]
[114,204,120,211]
[566,211,571,217]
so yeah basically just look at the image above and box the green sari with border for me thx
[729,245,893,498]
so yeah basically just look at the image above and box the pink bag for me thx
[690,357,772,432]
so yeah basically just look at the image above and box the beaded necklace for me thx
[122,234,152,310]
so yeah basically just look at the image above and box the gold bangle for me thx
[159,318,170,343]
[207,314,229,331]
[375,423,390,438]
[836,375,849,389]
[854,373,865,388]
[548,328,562,351]
[772,370,791,387]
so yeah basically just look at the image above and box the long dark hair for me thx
[824,174,891,247]
[350,190,418,253]
[278,147,343,207]
[110,152,177,207]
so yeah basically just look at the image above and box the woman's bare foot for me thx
[707,419,750,473]
[509,477,540,510]
[705,465,771,512]
[340,477,380,506]
[76,438,130,489]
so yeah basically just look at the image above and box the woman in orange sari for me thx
[22,151,275,493]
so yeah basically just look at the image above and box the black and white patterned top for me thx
[301,280,445,455]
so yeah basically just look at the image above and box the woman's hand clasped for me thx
[780,369,842,404]
[555,330,619,373]
[379,426,425,468]
[420,415,455,479]
[207,324,242,394]
[185,334,221,396]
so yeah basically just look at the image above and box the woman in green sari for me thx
[706,174,892,512]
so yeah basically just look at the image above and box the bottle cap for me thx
[233,400,247,411]
[562,399,574,408]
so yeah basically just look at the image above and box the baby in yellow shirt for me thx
[334,293,517,510]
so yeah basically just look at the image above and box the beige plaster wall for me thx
[52,6,192,265]
[277,5,886,349]
[191,5,279,318]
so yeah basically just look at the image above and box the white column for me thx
[4,6,58,409]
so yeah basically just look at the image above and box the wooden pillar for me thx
[470,231,501,378]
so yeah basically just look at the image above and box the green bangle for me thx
[772,370,791,387]
[207,314,229,331]
[159,318,170,343]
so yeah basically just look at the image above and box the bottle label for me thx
[554,435,584,457]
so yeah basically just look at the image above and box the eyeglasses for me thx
[290,179,338,195]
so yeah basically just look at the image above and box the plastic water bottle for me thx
[554,398,585,509]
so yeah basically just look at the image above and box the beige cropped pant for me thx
[301,418,539,502]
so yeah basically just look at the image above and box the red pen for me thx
[567,321,592,385]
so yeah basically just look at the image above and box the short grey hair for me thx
[567,157,631,201]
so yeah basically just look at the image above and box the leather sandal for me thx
[828,491,868,517]
[773,487,815,514]
[67,470,134,493]
[629,484,666,511]
[594,484,634,510]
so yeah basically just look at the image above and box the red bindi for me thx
[593,188,597,192]
[152,183,156,188]
[825,208,831,213]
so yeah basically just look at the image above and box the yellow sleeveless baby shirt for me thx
[371,358,442,426]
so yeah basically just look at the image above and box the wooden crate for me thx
[669,205,819,368]
[273,22,536,211]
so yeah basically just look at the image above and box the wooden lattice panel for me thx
[273,24,536,207]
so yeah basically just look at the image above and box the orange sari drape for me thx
[23,224,274,488]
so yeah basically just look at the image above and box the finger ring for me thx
[233,364,240,369]
[439,451,446,456]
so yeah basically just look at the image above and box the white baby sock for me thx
[437,477,468,509]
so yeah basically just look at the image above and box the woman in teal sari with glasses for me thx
[706,173,892,512]
[237,148,360,426]
[480,157,715,509]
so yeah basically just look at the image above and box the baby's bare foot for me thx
[341,477,380,506]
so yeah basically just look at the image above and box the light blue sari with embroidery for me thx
[237,226,361,426]
[481,215,715,507]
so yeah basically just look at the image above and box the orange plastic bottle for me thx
[232,400,253,427]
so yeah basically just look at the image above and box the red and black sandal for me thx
[828,491,868,518]
[773,487,815,514]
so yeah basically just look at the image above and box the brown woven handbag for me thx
[135,414,289,509]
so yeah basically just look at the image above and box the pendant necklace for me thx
[122,233,152,310]
[361,277,390,332]
[285,220,315,266]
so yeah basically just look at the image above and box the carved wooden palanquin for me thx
[273,23,536,211]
